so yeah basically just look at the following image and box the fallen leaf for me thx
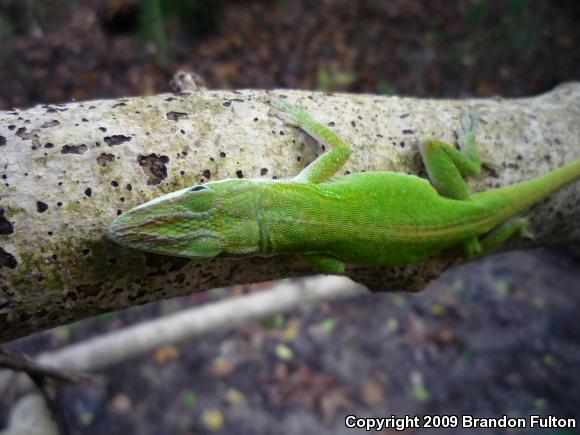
[110,394,132,414]
[361,380,386,406]
[211,356,235,376]
[202,408,224,431]
[154,345,180,365]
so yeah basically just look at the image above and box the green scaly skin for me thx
[109,99,580,274]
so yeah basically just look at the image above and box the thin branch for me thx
[0,347,92,435]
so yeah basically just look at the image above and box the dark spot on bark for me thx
[400,114,410,118]
[328,121,335,127]
[112,102,127,108]
[236,170,244,178]
[138,153,169,185]
[44,143,54,149]
[85,188,92,197]
[144,252,189,275]
[82,118,88,122]
[97,153,115,167]
[126,184,132,191]
[76,283,103,297]
[104,135,131,147]
[0,247,17,269]
[57,202,63,207]
[82,248,90,255]
[16,127,27,137]
[544,154,552,162]
[36,201,48,213]
[166,111,188,121]
[117,210,122,215]
[41,120,59,128]
[99,127,107,132]
[254,117,258,122]
[261,168,268,176]
[402,129,415,135]
[8,125,15,130]
[128,288,147,301]
[35,310,48,318]
[220,151,226,158]
[0,136,6,146]
[399,141,405,148]
[47,231,53,236]
[61,144,88,154]
[202,169,211,179]
[111,180,119,187]
[0,210,14,235]
[222,101,231,107]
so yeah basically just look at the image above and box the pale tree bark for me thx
[1,84,580,342]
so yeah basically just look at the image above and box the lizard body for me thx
[109,100,580,273]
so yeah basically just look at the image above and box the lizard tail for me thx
[473,159,580,224]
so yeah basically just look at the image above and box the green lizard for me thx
[109,99,580,274]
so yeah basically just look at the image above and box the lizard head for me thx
[108,179,261,260]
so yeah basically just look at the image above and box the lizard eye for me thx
[189,184,210,192]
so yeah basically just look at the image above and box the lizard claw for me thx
[268,97,301,127]
[460,107,478,135]
[520,223,536,240]
[269,97,293,112]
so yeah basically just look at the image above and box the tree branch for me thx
[1,84,580,342]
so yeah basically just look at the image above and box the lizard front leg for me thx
[270,98,352,184]
[270,98,350,273]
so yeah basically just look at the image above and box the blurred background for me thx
[1,1,580,434]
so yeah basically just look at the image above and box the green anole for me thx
[109,99,580,274]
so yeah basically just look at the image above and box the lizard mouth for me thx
[108,206,224,259]
[108,211,139,248]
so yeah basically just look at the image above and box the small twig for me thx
[0,348,92,384]
[0,347,92,435]
[28,373,71,435]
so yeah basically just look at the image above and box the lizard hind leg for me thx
[478,217,534,255]
[419,108,482,200]
[460,237,483,259]
[462,217,534,260]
